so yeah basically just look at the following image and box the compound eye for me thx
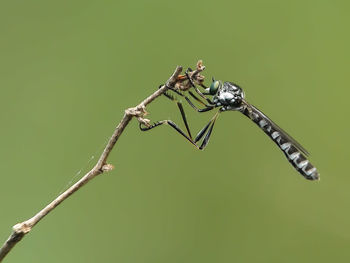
[209,80,220,95]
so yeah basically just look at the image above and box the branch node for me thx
[101,163,114,172]
[125,106,151,127]
[13,223,31,235]
[125,105,147,117]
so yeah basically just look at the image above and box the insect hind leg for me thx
[139,120,198,149]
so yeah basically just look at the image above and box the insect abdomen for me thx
[242,106,320,180]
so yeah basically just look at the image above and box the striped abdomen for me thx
[241,104,319,181]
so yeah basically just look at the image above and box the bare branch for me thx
[0,63,189,262]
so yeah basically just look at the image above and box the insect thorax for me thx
[213,81,245,110]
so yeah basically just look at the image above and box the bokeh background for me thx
[0,0,349,262]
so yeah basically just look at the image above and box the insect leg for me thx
[177,102,192,139]
[139,120,198,148]
[194,112,220,150]
[167,87,215,113]
[185,68,215,105]
[188,91,213,107]
[160,87,193,139]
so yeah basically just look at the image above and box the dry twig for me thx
[0,62,204,262]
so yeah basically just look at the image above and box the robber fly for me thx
[140,75,319,181]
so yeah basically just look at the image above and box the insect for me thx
[140,77,319,181]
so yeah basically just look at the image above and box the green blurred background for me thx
[0,0,349,262]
